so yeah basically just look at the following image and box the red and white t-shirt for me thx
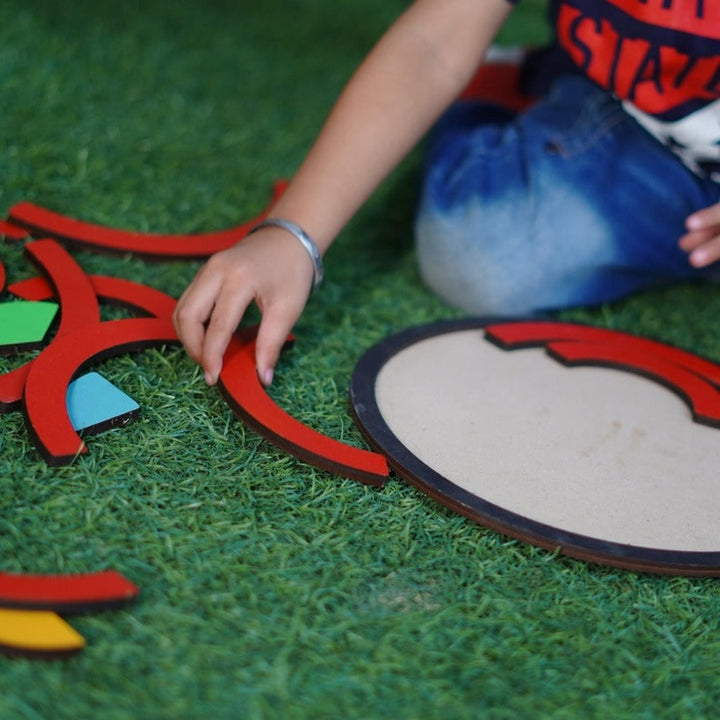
[517,0,720,178]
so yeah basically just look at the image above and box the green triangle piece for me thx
[0,301,59,353]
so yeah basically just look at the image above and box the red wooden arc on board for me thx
[22,317,178,465]
[9,274,177,318]
[0,240,100,411]
[0,570,139,612]
[485,321,720,387]
[546,340,720,428]
[7,181,287,259]
[218,329,389,485]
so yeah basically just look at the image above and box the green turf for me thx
[3,1,720,718]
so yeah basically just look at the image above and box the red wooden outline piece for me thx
[7,181,288,259]
[9,275,177,318]
[0,240,100,411]
[218,329,389,486]
[460,61,535,111]
[486,320,720,387]
[546,340,720,428]
[22,317,178,465]
[0,219,28,240]
[0,570,139,612]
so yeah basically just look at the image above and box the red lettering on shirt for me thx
[557,4,720,115]
[603,0,720,40]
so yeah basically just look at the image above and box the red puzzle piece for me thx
[218,328,389,485]
[0,240,100,411]
[460,60,535,111]
[0,259,5,293]
[0,570,139,613]
[0,219,27,240]
[486,321,720,387]
[22,317,178,465]
[9,274,176,318]
[7,181,287,259]
[547,340,720,428]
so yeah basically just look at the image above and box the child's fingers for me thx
[681,231,720,268]
[679,227,716,253]
[201,285,255,385]
[686,203,720,231]
[255,303,303,387]
[172,272,223,366]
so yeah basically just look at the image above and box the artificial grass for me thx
[2,1,720,718]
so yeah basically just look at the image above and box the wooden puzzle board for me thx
[351,320,720,574]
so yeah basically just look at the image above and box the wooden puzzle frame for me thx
[350,318,720,576]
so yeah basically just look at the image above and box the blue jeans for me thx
[415,76,720,315]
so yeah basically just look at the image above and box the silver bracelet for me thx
[249,217,324,292]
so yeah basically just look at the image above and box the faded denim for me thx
[415,76,720,315]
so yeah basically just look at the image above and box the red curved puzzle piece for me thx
[218,329,389,486]
[7,181,288,259]
[0,219,28,240]
[547,340,720,427]
[9,274,176,318]
[0,259,5,293]
[22,317,178,465]
[460,59,535,111]
[0,570,139,612]
[486,321,720,388]
[0,240,100,411]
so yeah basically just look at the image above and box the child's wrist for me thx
[249,218,324,293]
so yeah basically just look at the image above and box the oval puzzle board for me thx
[350,319,720,575]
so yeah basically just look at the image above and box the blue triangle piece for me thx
[66,372,140,435]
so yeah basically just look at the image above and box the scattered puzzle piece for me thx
[0,609,85,659]
[460,53,535,111]
[9,274,176,318]
[7,181,287,259]
[67,372,140,435]
[0,240,100,411]
[0,300,58,355]
[218,327,389,485]
[0,569,139,612]
[22,317,178,465]
[0,219,27,240]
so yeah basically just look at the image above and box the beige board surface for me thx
[375,329,720,552]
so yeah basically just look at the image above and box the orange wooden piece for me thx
[8,181,287,259]
[218,329,389,485]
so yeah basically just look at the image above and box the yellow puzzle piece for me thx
[0,608,85,657]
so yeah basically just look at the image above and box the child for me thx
[173,0,720,387]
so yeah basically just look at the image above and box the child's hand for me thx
[680,202,720,268]
[173,227,314,386]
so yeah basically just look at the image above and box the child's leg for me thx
[415,75,720,316]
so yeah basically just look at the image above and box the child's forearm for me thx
[173,0,512,385]
[267,0,512,253]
